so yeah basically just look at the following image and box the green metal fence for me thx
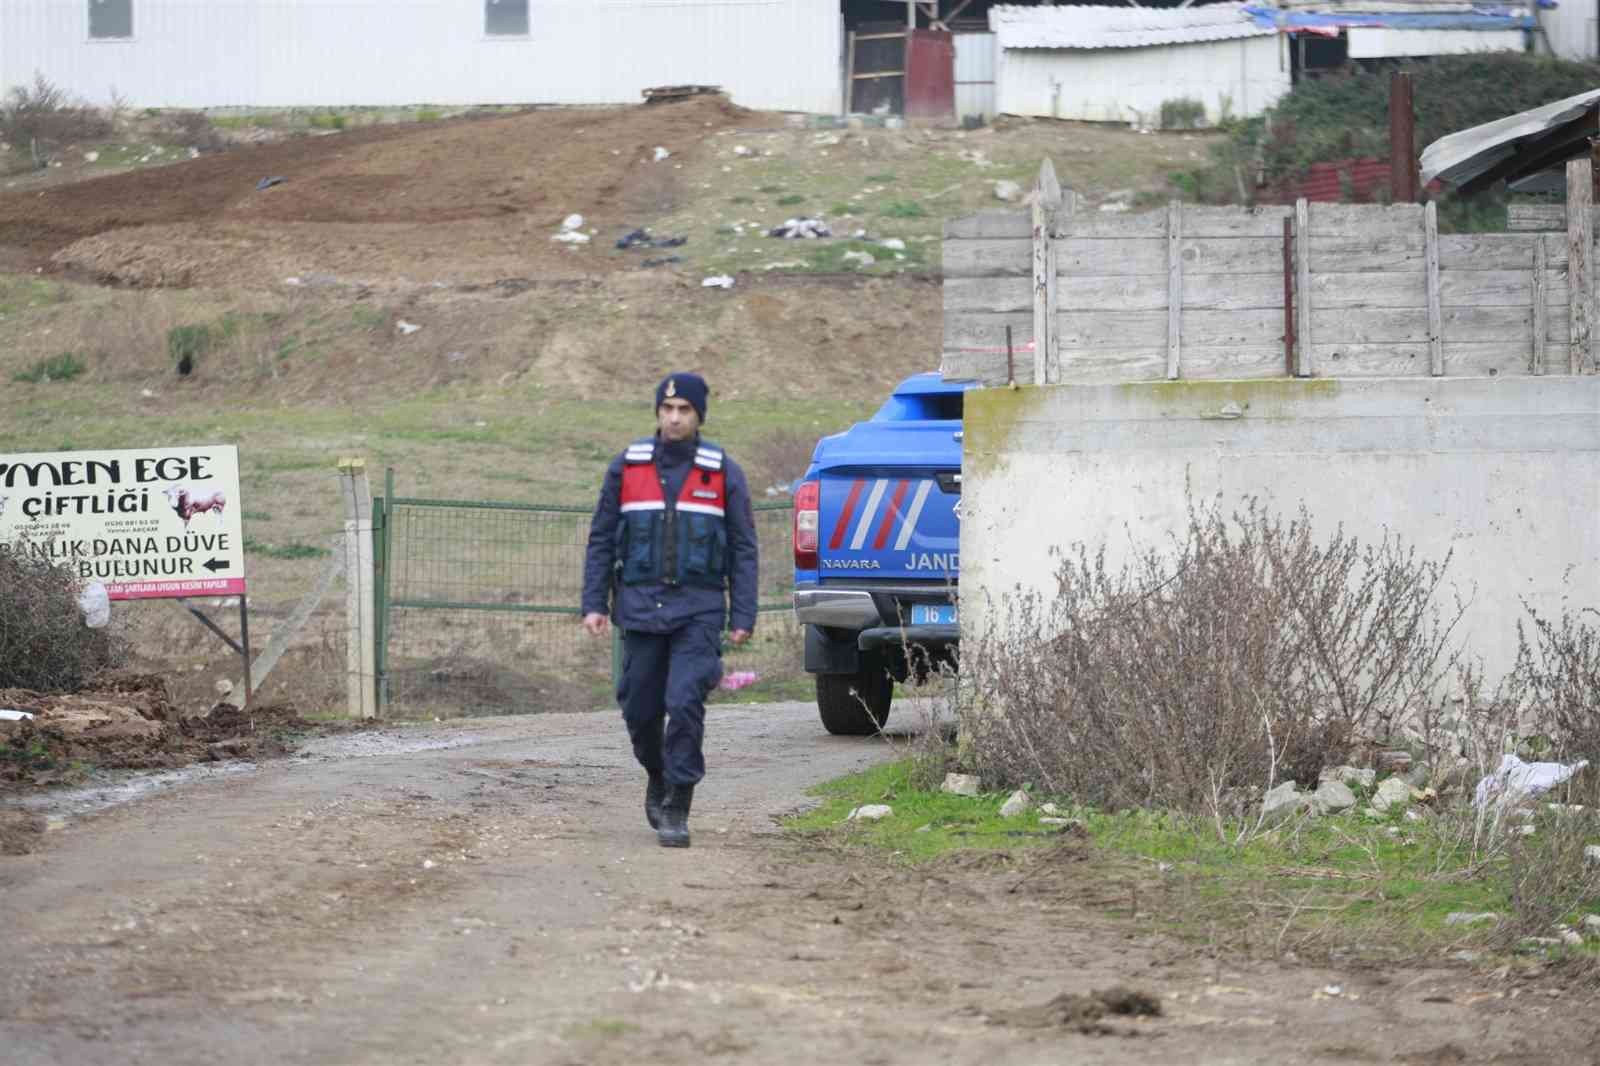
[374,471,798,718]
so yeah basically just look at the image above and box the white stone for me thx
[214,678,234,697]
[1312,780,1357,815]
[999,790,1032,818]
[701,275,735,289]
[653,146,670,162]
[841,251,876,268]
[1370,777,1413,814]
[847,804,892,822]
[1039,802,1061,815]
[1561,929,1585,947]
[1321,765,1376,791]
[879,238,906,251]
[1584,845,1600,865]
[992,180,1022,202]
[560,213,584,231]
[83,151,99,163]
[941,773,980,797]
[1261,781,1309,826]
[733,145,752,157]
[396,320,422,335]
[1582,915,1600,934]
[551,231,590,244]
[1445,912,1499,926]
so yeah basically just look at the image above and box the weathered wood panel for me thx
[1306,202,1424,238]
[1314,341,1563,377]
[1311,305,1543,345]
[1057,309,1283,347]
[943,238,1031,277]
[945,210,1029,239]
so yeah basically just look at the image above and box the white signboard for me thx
[0,445,246,601]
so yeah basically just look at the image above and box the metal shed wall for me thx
[0,0,842,113]
[1346,27,1528,59]
[995,34,1289,126]
[954,31,997,121]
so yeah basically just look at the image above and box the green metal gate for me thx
[374,471,798,718]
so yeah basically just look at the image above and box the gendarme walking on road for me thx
[581,372,759,848]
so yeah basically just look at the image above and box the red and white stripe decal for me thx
[828,478,866,550]
[872,480,911,550]
[894,480,934,551]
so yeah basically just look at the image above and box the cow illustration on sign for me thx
[163,485,226,529]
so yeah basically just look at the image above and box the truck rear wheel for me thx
[815,657,892,736]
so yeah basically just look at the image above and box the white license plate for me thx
[910,604,957,626]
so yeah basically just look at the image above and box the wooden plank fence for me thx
[944,161,1600,386]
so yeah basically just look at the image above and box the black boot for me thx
[657,783,694,848]
[645,771,666,830]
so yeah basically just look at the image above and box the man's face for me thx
[657,397,700,442]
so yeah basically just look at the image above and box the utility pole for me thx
[1389,70,1417,203]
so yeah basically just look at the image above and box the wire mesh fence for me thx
[378,493,799,718]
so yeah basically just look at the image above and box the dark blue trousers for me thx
[617,624,722,786]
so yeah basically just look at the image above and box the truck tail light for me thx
[794,479,820,570]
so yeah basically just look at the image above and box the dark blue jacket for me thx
[582,435,759,634]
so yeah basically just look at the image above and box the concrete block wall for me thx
[962,376,1600,684]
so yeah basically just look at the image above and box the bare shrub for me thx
[0,539,125,692]
[164,110,228,154]
[0,73,112,157]
[1495,807,1600,946]
[739,428,817,494]
[1519,605,1600,803]
[961,498,1462,826]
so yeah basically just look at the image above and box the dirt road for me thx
[4,704,1596,1066]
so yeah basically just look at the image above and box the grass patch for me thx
[12,351,87,383]
[866,172,897,183]
[756,184,784,194]
[243,536,331,560]
[415,109,442,123]
[775,194,805,206]
[308,112,347,131]
[880,200,927,219]
[789,758,1600,960]
[563,1018,638,1041]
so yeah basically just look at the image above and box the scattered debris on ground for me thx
[989,985,1163,1034]
[0,675,327,784]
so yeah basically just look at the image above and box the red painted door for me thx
[904,29,955,121]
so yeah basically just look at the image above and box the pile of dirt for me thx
[0,676,316,782]
[988,986,1163,1035]
[0,95,755,288]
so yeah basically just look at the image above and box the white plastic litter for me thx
[1474,753,1590,811]
[879,238,906,251]
[768,217,832,240]
[0,710,36,722]
[77,581,110,629]
[653,146,670,162]
[701,275,735,289]
[551,231,591,244]
[396,320,422,335]
[561,213,584,231]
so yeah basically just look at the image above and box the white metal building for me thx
[0,0,844,113]
[989,4,1292,126]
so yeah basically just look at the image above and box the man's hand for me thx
[728,629,751,646]
[582,612,610,637]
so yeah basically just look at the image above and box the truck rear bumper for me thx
[793,588,879,629]
[858,624,959,652]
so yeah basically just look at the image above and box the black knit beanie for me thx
[655,372,709,423]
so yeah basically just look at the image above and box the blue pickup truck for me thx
[792,372,973,734]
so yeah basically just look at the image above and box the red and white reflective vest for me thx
[615,438,729,587]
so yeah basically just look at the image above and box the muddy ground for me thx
[4,703,1597,1066]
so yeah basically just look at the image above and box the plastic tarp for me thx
[1473,753,1590,811]
[1242,4,1537,32]
[1419,86,1600,187]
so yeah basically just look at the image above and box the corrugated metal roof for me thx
[990,3,1274,49]
[1420,87,1600,189]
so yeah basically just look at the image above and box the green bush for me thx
[167,323,214,372]
[880,200,927,219]
[1160,97,1207,130]
[12,351,87,383]
[1182,53,1600,212]
[0,541,124,692]
[308,112,346,130]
